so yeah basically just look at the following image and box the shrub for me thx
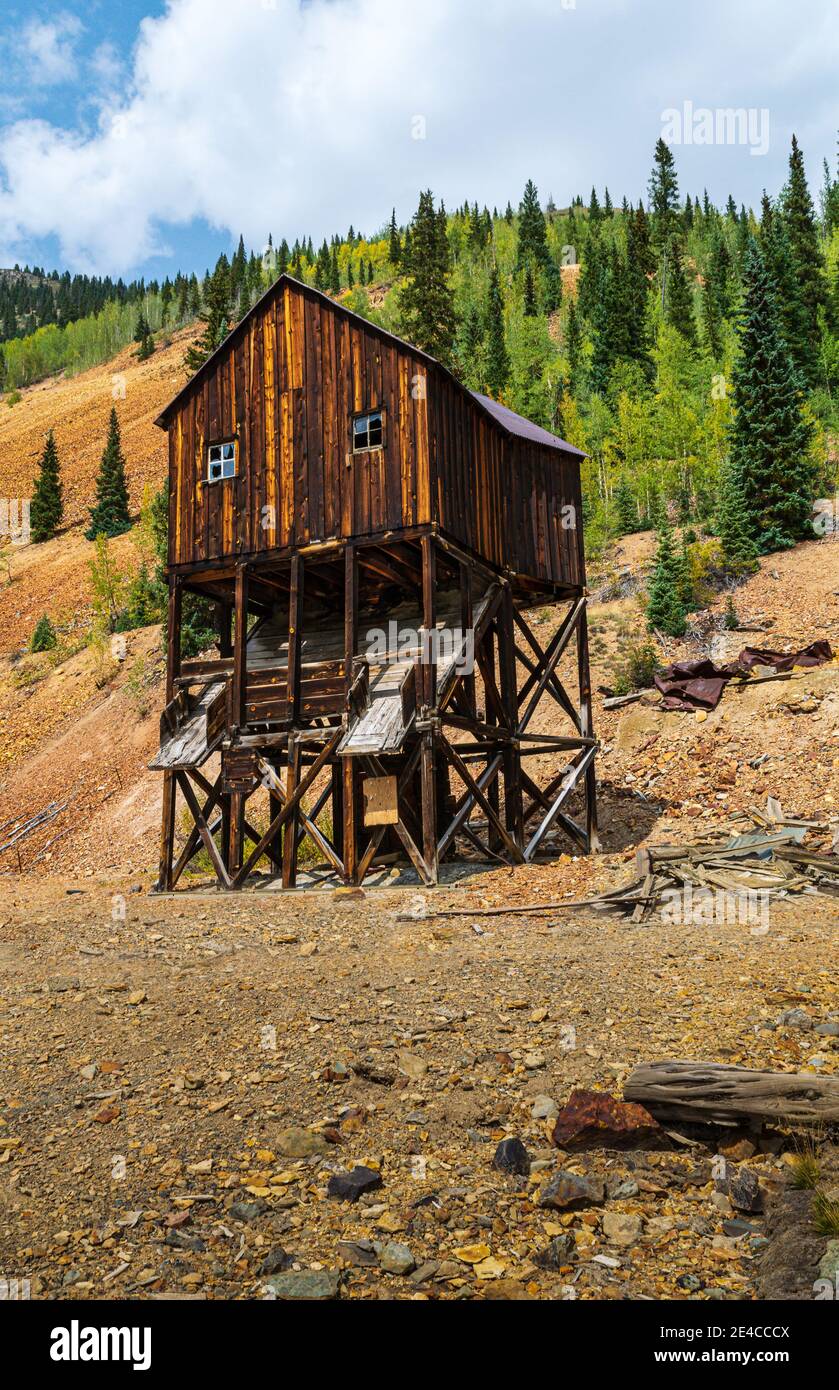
[611,637,660,695]
[30,615,57,652]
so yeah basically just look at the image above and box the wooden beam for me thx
[344,543,357,698]
[232,563,248,731]
[157,771,177,891]
[165,576,182,701]
[282,738,301,888]
[233,730,342,887]
[287,552,304,726]
[576,601,600,852]
[421,532,437,710]
[176,771,231,888]
[439,736,524,863]
[516,597,585,734]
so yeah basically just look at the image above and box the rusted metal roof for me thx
[470,392,586,458]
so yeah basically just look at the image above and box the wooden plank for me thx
[233,563,248,730]
[287,552,304,725]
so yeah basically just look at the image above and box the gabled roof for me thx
[154,273,585,460]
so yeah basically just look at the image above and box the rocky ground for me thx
[0,873,836,1301]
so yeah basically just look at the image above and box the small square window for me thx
[352,410,383,452]
[208,440,237,481]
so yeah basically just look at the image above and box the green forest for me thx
[10,134,839,643]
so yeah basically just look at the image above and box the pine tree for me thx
[646,519,687,637]
[30,614,57,652]
[398,190,457,366]
[760,193,811,378]
[648,138,680,256]
[614,474,637,534]
[779,135,828,386]
[728,240,815,553]
[523,265,537,316]
[485,265,509,397]
[30,429,63,542]
[565,298,583,391]
[516,179,549,269]
[715,458,758,574]
[330,245,340,294]
[664,238,696,345]
[184,255,232,372]
[86,407,131,540]
[543,255,563,314]
[388,208,402,265]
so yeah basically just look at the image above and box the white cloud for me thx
[20,12,83,86]
[0,0,836,274]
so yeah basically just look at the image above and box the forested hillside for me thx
[5,136,838,625]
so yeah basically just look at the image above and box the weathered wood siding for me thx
[428,371,585,588]
[168,280,432,569]
[166,278,584,587]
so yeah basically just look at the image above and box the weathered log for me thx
[624,1060,839,1127]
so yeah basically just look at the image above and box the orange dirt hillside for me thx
[0,325,196,531]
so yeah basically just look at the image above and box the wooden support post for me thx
[232,563,248,732]
[483,625,502,853]
[157,771,177,891]
[459,560,476,719]
[342,757,358,884]
[287,553,304,726]
[576,601,600,852]
[331,762,344,855]
[420,730,438,883]
[229,791,245,876]
[421,532,437,710]
[282,738,301,887]
[221,793,232,874]
[344,544,358,699]
[165,576,182,701]
[498,586,523,850]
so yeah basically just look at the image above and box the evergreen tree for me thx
[30,614,57,652]
[330,245,341,294]
[615,474,638,534]
[516,179,549,269]
[760,193,811,377]
[648,138,680,256]
[646,519,687,636]
[715,458,758,574]
[30,429,63,542]
[398,190,457,366]
[779,135,828,385]
[86,407,131,540]
[565,297,583,391]
[664,238,696,345]
[728,241,815,552]
[485,265,509,397]
[184,255,232,372]
[523,265,537,316]
[388,208,402,265]
[542,255,563,314]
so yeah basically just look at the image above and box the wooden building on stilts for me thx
[150,273,598,891]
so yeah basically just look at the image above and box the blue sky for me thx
[0,0,836,281]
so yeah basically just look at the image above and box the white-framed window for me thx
[352,409,383,452]
[208,440,237,482]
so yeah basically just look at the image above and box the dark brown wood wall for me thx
[429,370,585,587]
[167,280,584,588]
[168,281,432,569]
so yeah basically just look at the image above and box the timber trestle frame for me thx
[155,529,599,893]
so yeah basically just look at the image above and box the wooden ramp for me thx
[340,586,493,757]
[149,680,227,770]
